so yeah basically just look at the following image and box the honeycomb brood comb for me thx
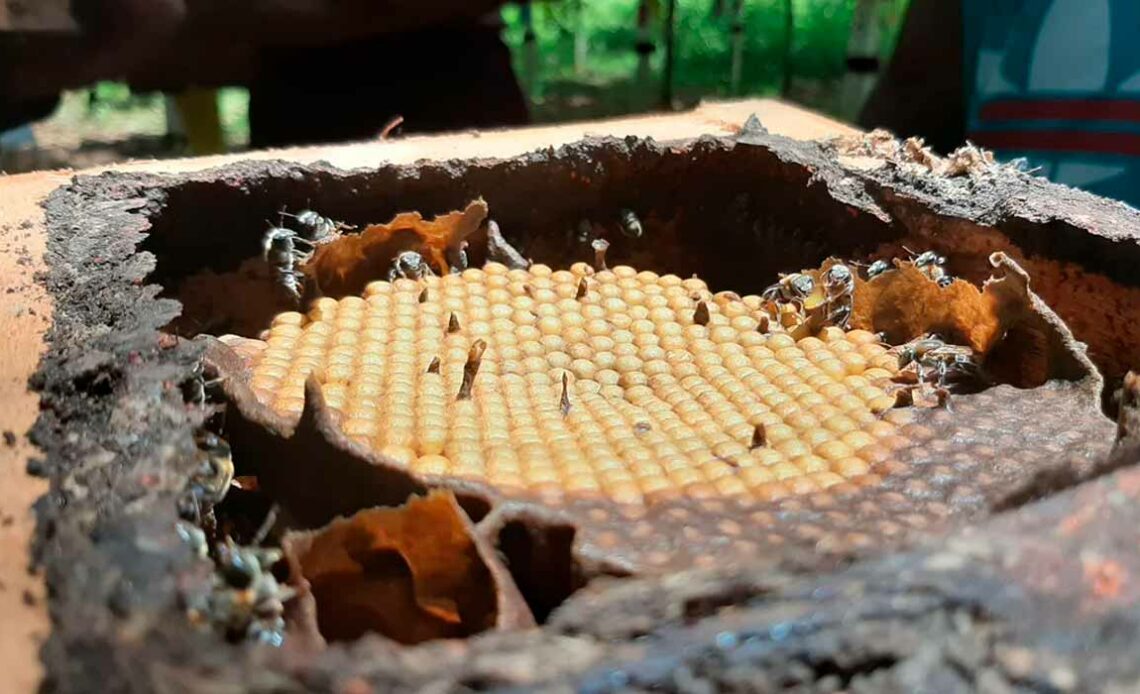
[218,255,1115,572]
[244,261,913,506]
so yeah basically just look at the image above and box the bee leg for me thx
[251,504,279,546]
[188,376,227,405]
[199,506,218,543]
[177,490,202,524]
[180,377,207,405]
[828,302,851,329]
[289,271,307,302]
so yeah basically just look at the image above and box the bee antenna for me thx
[901,245,916,257]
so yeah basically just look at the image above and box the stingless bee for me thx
[907,248,951,285]
[1115,371,1140,445]
[204,540,295,645]
[618,208,643,238]
[262,207,348,302]
[289,209,338,242]
[216,540,281,590]
[761,273,815,306]
[822,263,855,328]
[189,431,236,509]
[262,225,312,302]
[279,206,352,243]
[912,250,946,269]
[823,264,855,298]
[388,250,435,281]
[865,259,892,279]
[892,335,982,388]
[575,219,592,244]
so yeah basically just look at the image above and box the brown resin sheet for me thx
[281,490,534,646]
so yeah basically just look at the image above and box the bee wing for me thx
[261,229,276,260]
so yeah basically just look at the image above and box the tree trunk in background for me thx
[781,0,794,97]
[729,0,745,96]
[636,0,656,100]
[520,2,540,97]
[573,0,588,77]
[839,0,885,119]
[661,0,677,108]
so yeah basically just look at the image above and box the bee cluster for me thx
[868,250,953,288]
[178,527,295,646]
[176,392,294,645]
[761,250,981,409]
[888,336,982,408]
[267,204,538,304]
[759,261,855,337]
[262,208,345,302]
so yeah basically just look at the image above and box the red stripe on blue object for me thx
[970,129,1140,157]
[980,99,1140,123]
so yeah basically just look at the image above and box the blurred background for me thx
[0,0,911,173]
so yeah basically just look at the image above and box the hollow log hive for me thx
[11,102,1140,692]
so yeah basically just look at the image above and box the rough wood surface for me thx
[0,173,61,694]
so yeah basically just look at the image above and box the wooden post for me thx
[173,88,226,155]
[573,0,588,77]
[661,0,678,108]
[838,0,885,120]
[729,0,745,96]
[520,2,540,97]
[781,0,795,97]
[636,0,656,95]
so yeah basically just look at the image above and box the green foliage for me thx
[218,88,251,149]
[86,81,162,122]
[502,0,911,120]
[66,1,913,144]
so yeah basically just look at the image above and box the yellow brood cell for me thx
[247,261,912,505]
